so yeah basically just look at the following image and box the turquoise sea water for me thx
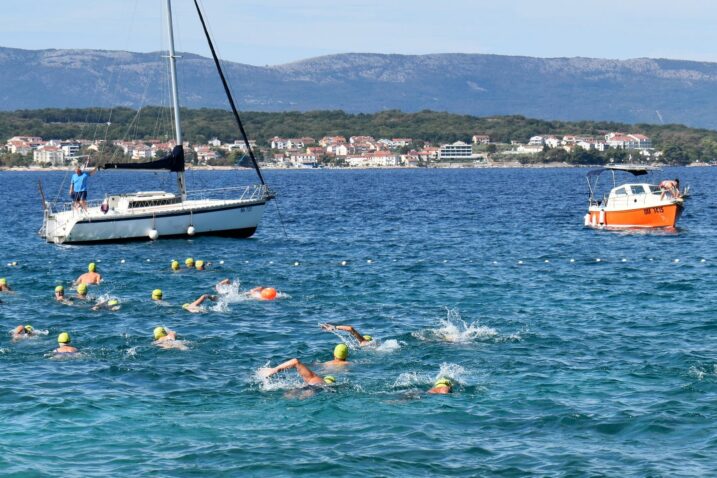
[1,167,716,476]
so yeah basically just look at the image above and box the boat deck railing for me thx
[46,185,271,216]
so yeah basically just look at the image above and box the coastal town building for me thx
[528,136,545,146]
[439,141,473,160]
[605,133,652,150]
[472,134,490,144]
[33,145,65,166]
[319,136,346,147]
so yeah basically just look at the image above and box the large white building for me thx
[439,141,473,160]
[33,146,65,166]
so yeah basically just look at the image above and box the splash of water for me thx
[413,308,498,343]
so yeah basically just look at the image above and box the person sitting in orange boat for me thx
[75,263,102,285]
[12,325,35,341]
[428,377,453,395]
[659,178,681,200]
[320,323,373,346]
[259,358,336,386]
[182,294,217,313]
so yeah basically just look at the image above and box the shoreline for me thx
[0,161,706,173]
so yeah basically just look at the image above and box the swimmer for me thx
[195,260,205,271]
[76,283,89,300]
[248,286,278,301]
[171,260,180,271]
[320,323,373,347]
[259,358,336,386]
[0,278,12,292]
[54,285,73,304]
[428,377,453,395]
[181,294,217,313]
[55,332,78,354]
[75,262,102,285]
[185,258,195,269]
[215,278,232,291]
[324,343,350,367]
[152,326,187,350]
[151,289,164,301]
[12,325,34,341]
[92,298,120,311]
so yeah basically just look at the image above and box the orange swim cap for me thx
[260,287,277,300]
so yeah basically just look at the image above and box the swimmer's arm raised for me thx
[322,324,368,344]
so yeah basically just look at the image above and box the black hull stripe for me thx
[55,227,258,245]
[70,201,266,224]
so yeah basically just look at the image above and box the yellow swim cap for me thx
[195,260,205,270]
[182,303,190,310]
[185,258,194,267]
[171,260,180,270]
[152,289,163,300]
[334,343,349,360]
[55,285,64,293]
[434,377,452,388]
[77,283,88,295]
[107,299,119,307]
[58,332,70,344]
[88,262,96,272]
[324,375,336,384]
[153,326,167,340]
[24,325,33,332]
[0,278,6,285]
[363,335,373,342]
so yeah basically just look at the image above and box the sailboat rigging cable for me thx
[192,0,266,186]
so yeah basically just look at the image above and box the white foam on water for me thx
[0,348,9,354]
[392,371,427,388]
[255,364,305,391]
[373,339,402,353]
[126,346,138,357]
[435,362,467,384]
[413,309,498,343]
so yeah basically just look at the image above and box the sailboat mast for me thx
[165,0,186,200]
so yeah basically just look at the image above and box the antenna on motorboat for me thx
[165,0,187,201]
[192,0,267,186]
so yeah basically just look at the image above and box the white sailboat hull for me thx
[44,198,267,244]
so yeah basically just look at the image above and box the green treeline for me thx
[1,107,717,164]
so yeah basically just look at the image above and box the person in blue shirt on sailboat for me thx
[69,165,98,211]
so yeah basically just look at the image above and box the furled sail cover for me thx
[102,145,184,172]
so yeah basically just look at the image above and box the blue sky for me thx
[1,0,714,65]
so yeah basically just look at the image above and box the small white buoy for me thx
[649,258,654,262]
[517,260,524,265]
[148,229,159,240]
[544,259,550,263]
[443,260,448,263]
[120,259,126,264]
[146,259,151,262]
[244,260,249,264]
[293,261,300,266]
[492,261,498,265]
[340,261,347,266]
[367,259,372,264]
[187,226,196,236]
[674,258,680,263]
[219,260,225,265]
[570,258,575,263]
[621,258,627,262]
[269,261,274,265]
[596,258,601,262]
[701,259,707,263]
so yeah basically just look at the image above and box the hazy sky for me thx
[1,0,714,65]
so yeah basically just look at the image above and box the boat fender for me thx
[598,209,606,225]
[591,215,597,227]
[584,214,591,226]
[148,229,159,240]
[187,226,196,236]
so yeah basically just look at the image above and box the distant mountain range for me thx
[2,46,717,128]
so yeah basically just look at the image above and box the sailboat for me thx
[40,0,273,244]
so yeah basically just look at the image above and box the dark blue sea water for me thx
[1,167,716,477]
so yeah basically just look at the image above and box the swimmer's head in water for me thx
[195,260,205,270]
[324,375,336,384]
[434,377,452,388]
[107,299,119,307]
[152,289,163,300]
[77,283,88,295]
[14,325,24,334]
[55,285,64,293]
[0,278,6,285]
[182,303,190,310]
[334,343,349,360]
[24,325,33,333]
[362,335,373,342]
[88,262,96,272]
[153,326,167,340]
[58,332,71,344]
[185,258,194,268]
[260,287,277,300]
[171,260,180,271]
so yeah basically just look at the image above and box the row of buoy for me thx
[147,226,196,241]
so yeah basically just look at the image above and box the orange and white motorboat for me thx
[584,165,685,229]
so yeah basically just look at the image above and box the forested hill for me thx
[3,47,717,128]
[2,108,717,164]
